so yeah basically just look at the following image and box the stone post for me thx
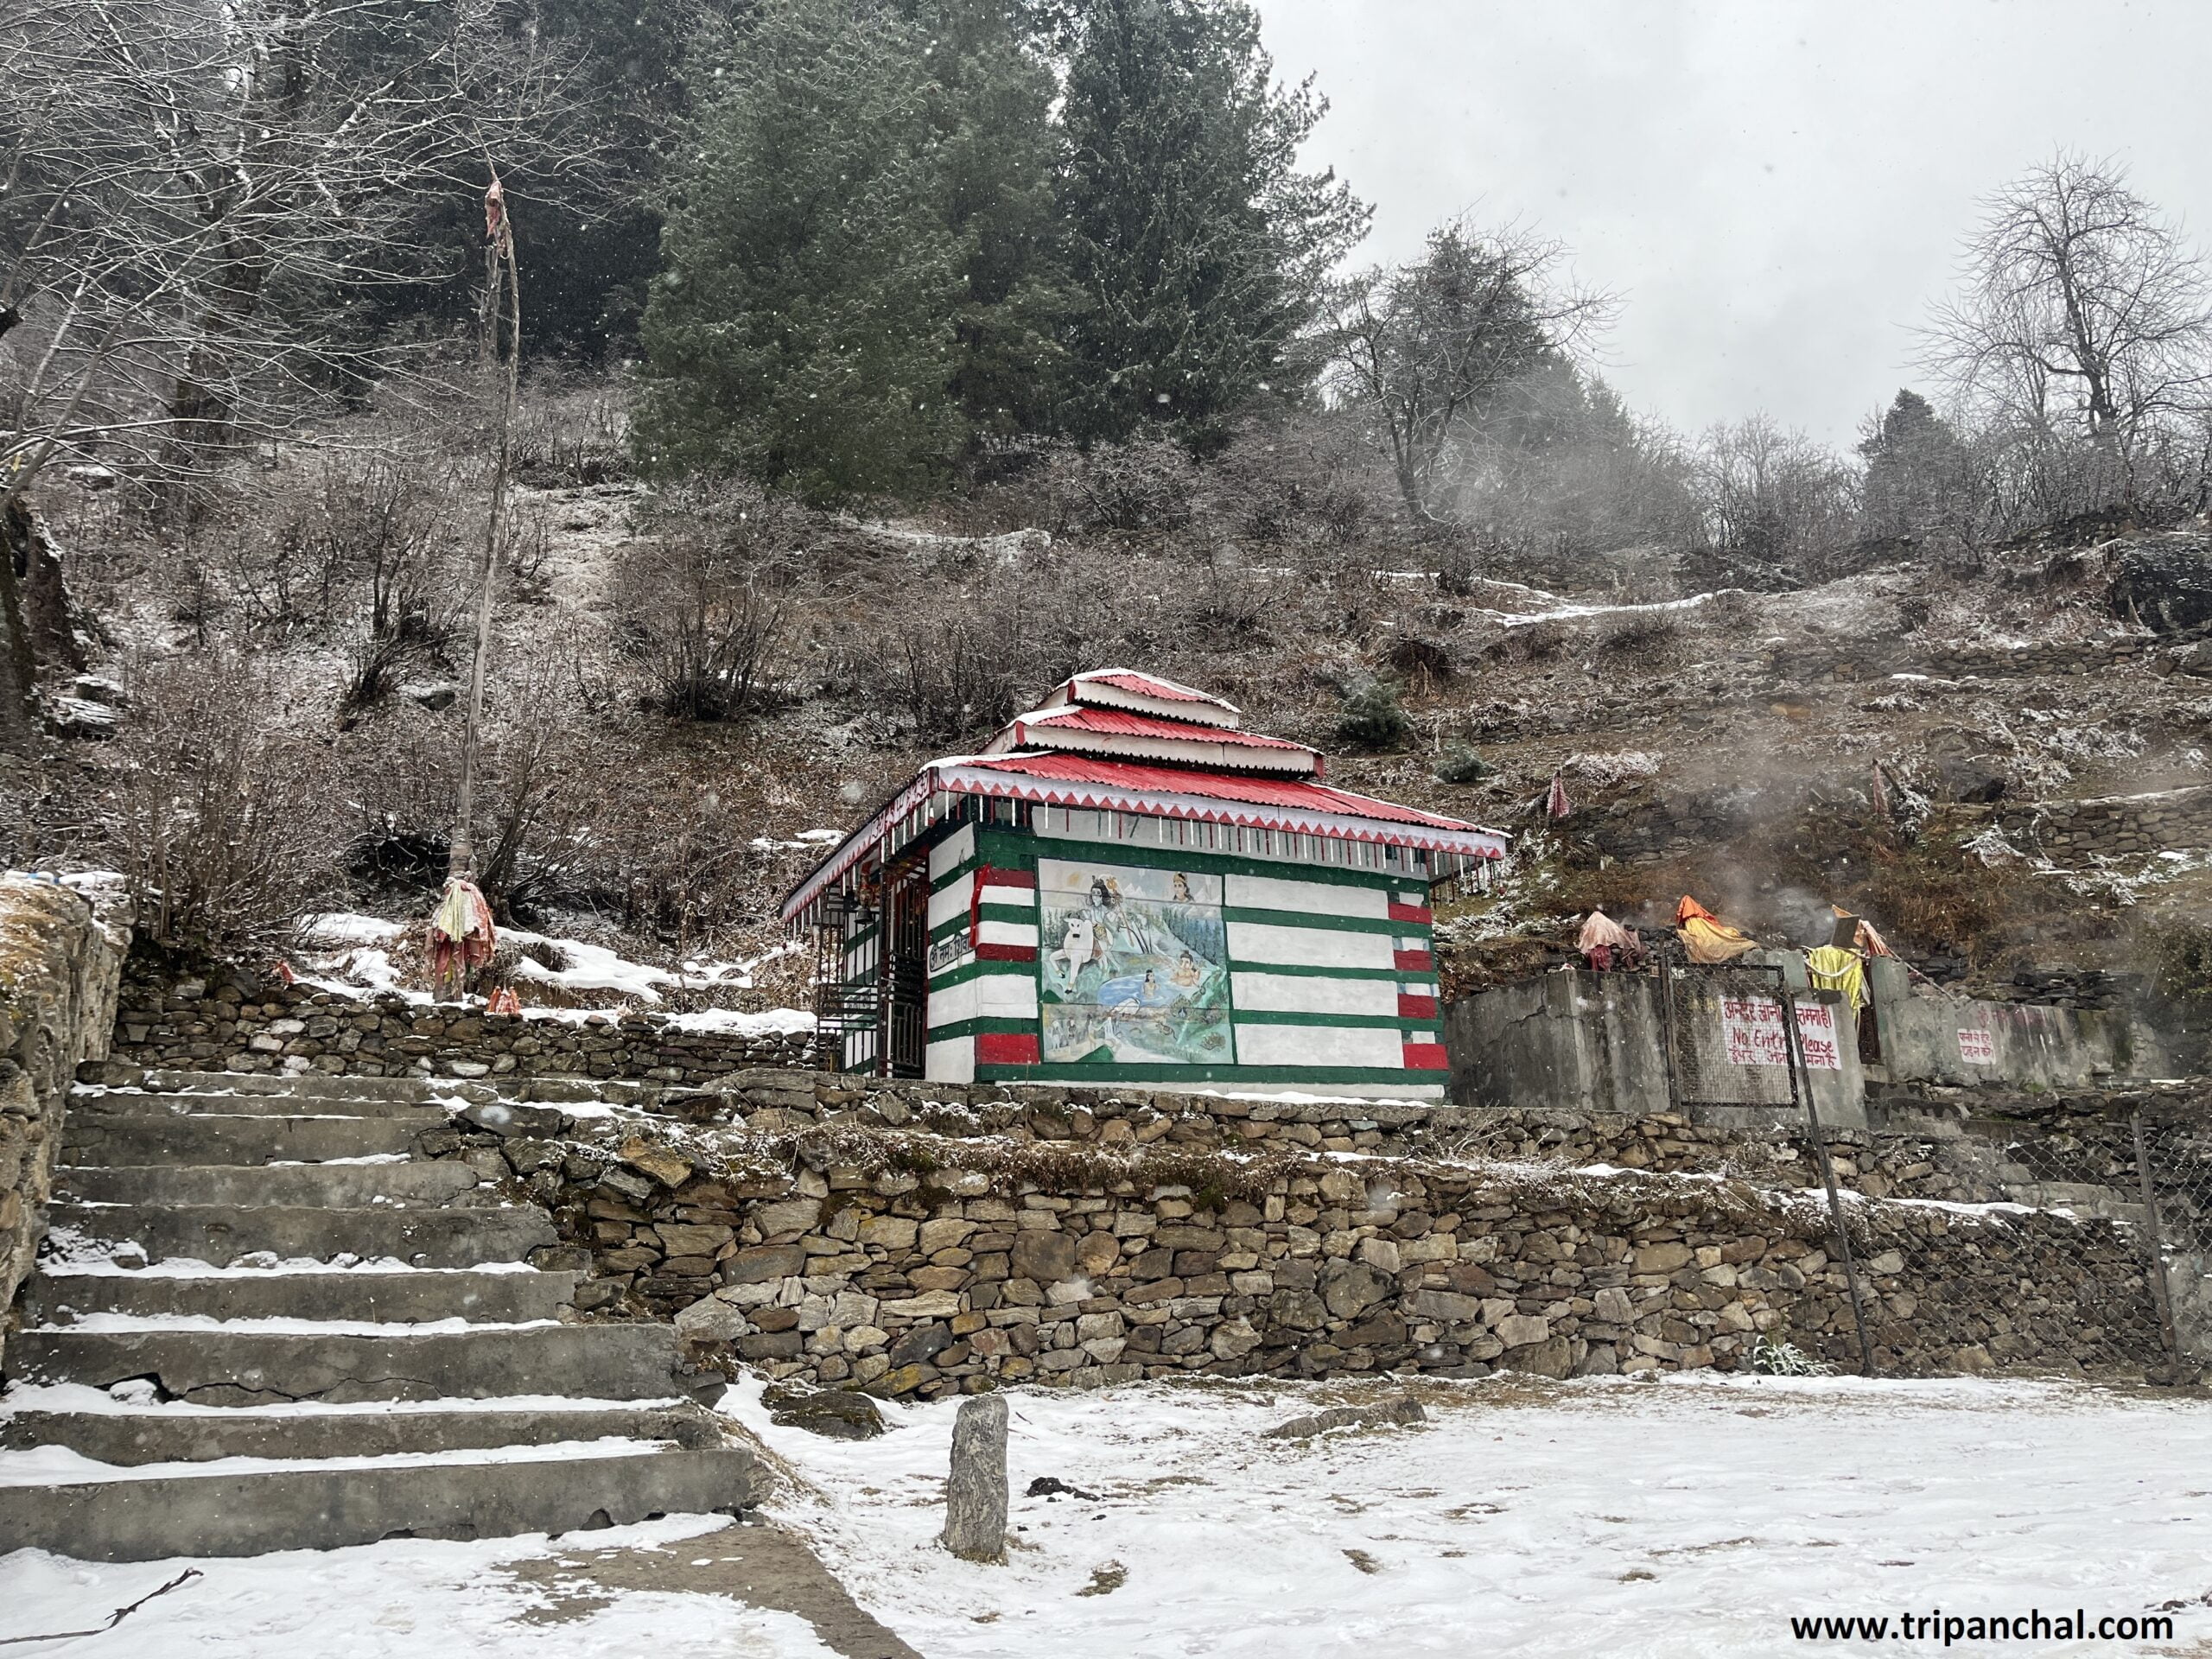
[939,1394,1007,1563]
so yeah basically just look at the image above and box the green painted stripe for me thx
[976,1062,1443,1086]
[992,829,1422,892]
[928,957,1033,992]
[1226,960,1430,982]
[1223,905,1417,937]
[1232,1010,1440,1033]
[930,906,1039,945]
[926,1014,1036,1041]
[929,859,979,894]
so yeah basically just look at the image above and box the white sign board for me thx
[1721,998,1791,1067]
[1795,1003,1843,1071]
[1957,1027,1996,1065]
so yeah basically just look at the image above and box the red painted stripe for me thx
[976,1032,1040,1065]
[1397,994,1439,1020]
[1393,949,1434,974]
[974,944,1038,963]
[1388,902,1433,925]
[1402,1042,1449,1071]
[975,865,1037,889]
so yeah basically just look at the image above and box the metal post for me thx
[1785,987,1878,1376]
[2129,1113,2184,1375]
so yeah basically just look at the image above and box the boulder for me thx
[763,1383,886,1440]
[2109,537,2212,633]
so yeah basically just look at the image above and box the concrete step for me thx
[0,1442,753,1561]
[63,1160,486,1209]
[72,1092,453,1132]
[62,1113,428,1166]
[27,1266,579,1326]
[6,1324,713,1406]
[71,1090,454,1120]
[0,1397,719,1464]
[48,1200,556,1268]
[134,1069,474,1103]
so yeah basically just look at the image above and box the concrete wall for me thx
[1445,960,1866,1130]
[1446,971,1669,1117]
[1865,957,2151,1090]
[1,874,126,1370]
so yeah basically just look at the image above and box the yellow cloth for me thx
[1675,895,1758,963]
[1804,944,1868,1010]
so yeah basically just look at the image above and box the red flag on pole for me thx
[484,171,509,247]
[1547,771,1572,821]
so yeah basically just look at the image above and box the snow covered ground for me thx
[734,1371,2212,1657]
[0,1516,842,1656]
[8,1373,2212,1655]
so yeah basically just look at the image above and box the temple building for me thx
[780,668,1507,1098]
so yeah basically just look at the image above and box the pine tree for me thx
[636,0,969,502]
[1053,0,1368,451]
[1858,389,1971,540]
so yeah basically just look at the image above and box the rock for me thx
[459,1098,567,1139]
[1319,1259,1390,1320]
[1493,1313,1551,1349]
[673,1294,749,1343]
[1499,1336,1575,1379]
[620,1136,695,1188]
[1632,1242,1692,1274]
[1010,1230,1081,1285]
[68,674,125,707]
[763,1383,886,1440]
[722,1243,807,1285]
[1209,1318,1261,1360]
[2110,537,2212,632]
[402,680,461,711]
[1592,1287,1637,1325]
[1262,1397,1426,1440]
[859,1215,919,1249]
[888,1321,955,1368]
[45,696,118,741]
[941,1393,1010,1563]
[755,1197,823,1240]
[1266,1287,1327,1330]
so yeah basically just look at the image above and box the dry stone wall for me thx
[1968,784,2212,861]
[1,875,125,1370]
[418,1082,2167,1394]
[109,970,815,1082]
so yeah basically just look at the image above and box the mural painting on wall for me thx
[1038,861,1235,1065]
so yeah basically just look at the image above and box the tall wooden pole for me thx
[449,174,523,880]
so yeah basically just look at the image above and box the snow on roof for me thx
[777,666,1507,925]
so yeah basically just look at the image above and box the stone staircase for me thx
[0,1070,753,1562]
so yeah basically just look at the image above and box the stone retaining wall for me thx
[425,1084,2166,1395]
[1969,784,2212,861]
[1,875,125,1369]
[108,971,816,1083]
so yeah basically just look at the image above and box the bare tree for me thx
[1692,415,1859,571]
[0,0,594,501]
[1320,218,1616,519]
[1922,154,2212,474]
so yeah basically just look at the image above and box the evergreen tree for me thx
[1053,0,1368,451]
[636,0,969,502]
[1858,389,1971,540]
[919,0,1075,445]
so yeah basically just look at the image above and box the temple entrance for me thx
[881,860,930,1078]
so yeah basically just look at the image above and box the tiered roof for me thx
[779,666,1506,926]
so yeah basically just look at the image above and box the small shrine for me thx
[780,668,1507,1097]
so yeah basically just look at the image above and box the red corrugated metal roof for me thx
[1020,707,1312,752]
[1080,670,1216,703]
[955,752,1485,832]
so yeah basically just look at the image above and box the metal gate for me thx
[1657,960,1802,1116]
[883,863,930,1078]
[1660,959,1876,1372]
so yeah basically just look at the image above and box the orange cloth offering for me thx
[1675,895,1758,963]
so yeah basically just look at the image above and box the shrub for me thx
[1336,677,1411,751]
[1076,436,1193,532]
[1434,742,1491,785]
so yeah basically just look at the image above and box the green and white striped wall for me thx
[916,821,1446,1099]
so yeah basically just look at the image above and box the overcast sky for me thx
[1249,0,2212,450]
